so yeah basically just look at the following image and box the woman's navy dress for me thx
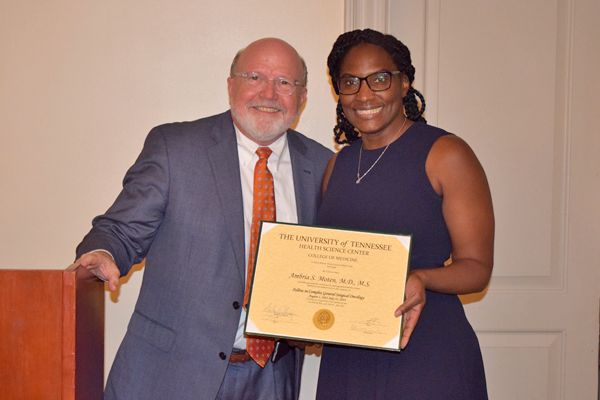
[315,123,488,400]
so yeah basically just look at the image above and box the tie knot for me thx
[256,147,272,160]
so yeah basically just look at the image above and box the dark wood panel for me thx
[0,266,104,400]
[70,265,105,400]
[0,270,63,400]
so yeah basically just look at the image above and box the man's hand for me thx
[76,251,121,291]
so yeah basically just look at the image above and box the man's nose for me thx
[259,79,278,99]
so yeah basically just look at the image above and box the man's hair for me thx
[327,28,427,144]
[229,48,308,86]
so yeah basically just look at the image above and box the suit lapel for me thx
[206,112,246,284]
[203,121,319,285]
[288,130,319,225]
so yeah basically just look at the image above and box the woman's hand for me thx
[395,271,426,349]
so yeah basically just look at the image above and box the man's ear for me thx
[227,77,234,101]
[300,87,307,106]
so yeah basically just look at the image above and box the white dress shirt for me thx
[233,125,298,349]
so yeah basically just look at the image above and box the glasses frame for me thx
[231,72,304,96]
[337,71,401,95]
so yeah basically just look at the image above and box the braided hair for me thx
[328,29,427,144]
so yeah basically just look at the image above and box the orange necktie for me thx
[244,147,276,367]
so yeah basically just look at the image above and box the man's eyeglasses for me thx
[232,72,304,95]
[337,71,401,95]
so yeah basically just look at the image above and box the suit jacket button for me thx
[232,301,240,310]
[219,352,227,360]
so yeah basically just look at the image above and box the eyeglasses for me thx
[337,71,401,95]
[232,72,304,95]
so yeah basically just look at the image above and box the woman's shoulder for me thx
[335,139,361,157]
[410,122,455,140]
[427,128,484,184]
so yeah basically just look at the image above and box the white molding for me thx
[423,0,440,126]
[345,0,390,32]
[346,0,574,293]
[489,0,573,294]
[477,330,565,399]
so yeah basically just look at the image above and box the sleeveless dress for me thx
[315,123,488,400]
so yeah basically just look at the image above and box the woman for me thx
[316,29,494,399]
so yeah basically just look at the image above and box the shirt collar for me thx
[234,123,288,172]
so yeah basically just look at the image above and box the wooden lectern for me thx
[0,264,104,400]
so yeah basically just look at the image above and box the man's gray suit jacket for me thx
[76,110,333,400]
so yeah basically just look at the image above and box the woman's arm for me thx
[419,134,494,293]
[396,134,494,347]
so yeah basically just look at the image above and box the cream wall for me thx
[0,0,343,395]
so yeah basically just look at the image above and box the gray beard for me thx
[230,106,296,143]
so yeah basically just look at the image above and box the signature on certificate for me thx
[353,318,385,327]
[262,303,298,322]
[349,318,387,334]
[350,323,385,335]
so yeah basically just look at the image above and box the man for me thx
[76,38,332,400]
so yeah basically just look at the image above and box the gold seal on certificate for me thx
[313,309,335,330]
[244,222,412,351]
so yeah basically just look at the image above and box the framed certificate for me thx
[244,222,412,351]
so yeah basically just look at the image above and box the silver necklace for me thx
[356,117,407,184]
